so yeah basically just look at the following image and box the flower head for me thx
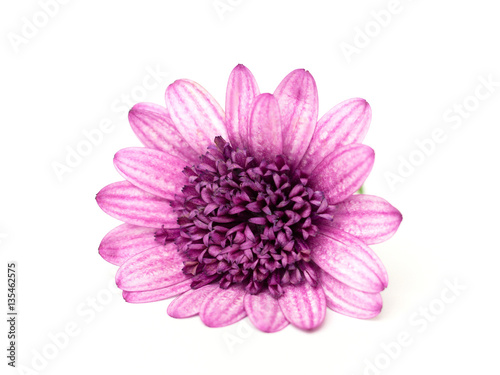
[96,64,402,332]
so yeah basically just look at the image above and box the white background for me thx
[2,0,500,374]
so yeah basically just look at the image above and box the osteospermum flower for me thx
[96,64,402,332]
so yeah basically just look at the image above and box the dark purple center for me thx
[157,137,332,298]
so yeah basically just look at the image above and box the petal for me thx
[98,223,171,266]
[278,282,326,330]
[247,93,283,162]
[128,102,199,164]
[244,291,289,333]
[122,279,192,303]
[310,231,388,293]
[113,148,187,200]
[310,143,374,205]
[167,284,218,318]
[165,79,227,155]
[321,195,402,244]
[199,287,247,327]
[298,98,372,174]
[321,271,382,319]
[96,181,178,228]
[115,243,187,292]
[274,69,318,168]
[225,64,260,149]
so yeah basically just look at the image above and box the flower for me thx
[96,64,402,332]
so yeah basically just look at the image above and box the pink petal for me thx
[299,98,371,174]
[167,284,218,318]
[165,79,227,155]
[244,291,289,333]
[115,243,187,292]
[98,223,170,266]
[310,143,374,205]
[122,279,192,303]
[128,102,199,164]
[199,286,247,327]
[225,64,260,149]
[274,69,318,168]
[278,282,326,330]
[96,181,178,228]
[113,147,187,200]
[310,231,388,293]
[322,195,402,244]
[321,270,382,319]
[247,93,283,162]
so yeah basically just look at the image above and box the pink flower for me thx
[96,64,402,332]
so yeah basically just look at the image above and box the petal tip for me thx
[115,273,123,290]
[167,301,192,319]
[234,63,250,72]
[128,106,138,120]
[95,187,106,206]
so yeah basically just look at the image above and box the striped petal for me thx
[225,64,260,149]
[167,284,218,318]
[248,93,283,162]
[274,69,318,168]
[322,195,402,244]
[299,98,371,174]
[278,282,326,330]
[165,79,227,155]
[99,223,177,266]
[310,143,374,205]
[128,102,199,164]
[113,148,186,200]
[115,243,187,292]
[96,181,177,228]
[199,287,247,327]
[244,291,289,333]
[321,271,382,319]
[122,279,192,303]
[310,231,388,293]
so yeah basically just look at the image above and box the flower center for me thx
[158,137,331,298]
